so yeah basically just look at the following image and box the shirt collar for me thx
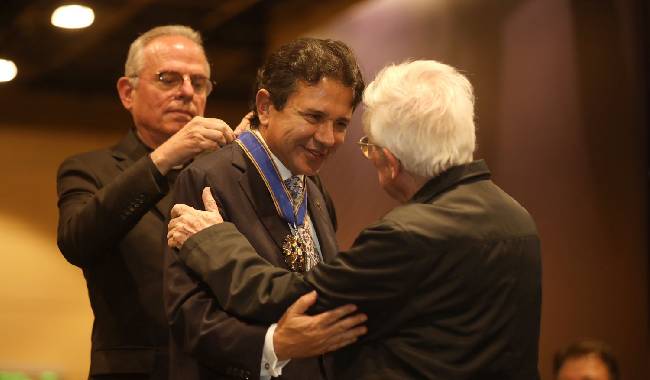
[113,128,152,162]
[252,129,303,182]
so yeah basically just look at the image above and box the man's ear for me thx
[381,148,402,180]
[117,77,135,110]
[255,89,273,127]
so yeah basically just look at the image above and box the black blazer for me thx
[176,160,542,380]
[57,129,172,378]
[164,142,339,380]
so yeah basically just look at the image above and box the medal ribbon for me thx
[236,131,307,227]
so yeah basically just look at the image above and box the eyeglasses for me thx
[357,135,380,159]
[134,71,214,95]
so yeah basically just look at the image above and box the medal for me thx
[282,228,307,272]
[237,131,310,272]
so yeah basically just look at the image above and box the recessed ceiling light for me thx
[0,59,18,82]
[51,5,95,29]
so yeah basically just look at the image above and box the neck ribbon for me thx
[236,131,307,227]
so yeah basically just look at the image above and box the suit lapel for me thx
[112,129,148,167]
[233,144,338,265]
[306,179,338,262]
[234,146,291,254]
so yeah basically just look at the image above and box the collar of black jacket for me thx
[112,128,152,163]
[410,160,491,204]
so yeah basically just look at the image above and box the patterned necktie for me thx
[284,176,320,271]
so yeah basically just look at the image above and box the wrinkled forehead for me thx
[142,35,210,76]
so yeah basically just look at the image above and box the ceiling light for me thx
[51,5,95,29]
[0,59,18,82]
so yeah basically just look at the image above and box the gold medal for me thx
[282,230,306,272]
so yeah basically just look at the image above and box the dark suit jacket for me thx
[164,142,339,380]
[57,129,173,378]
[176,160,542,380]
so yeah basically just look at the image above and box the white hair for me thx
[363,60,476,177]
[124,25,208,77]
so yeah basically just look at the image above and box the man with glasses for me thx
[56,25,247,379]
[167,60,542,379]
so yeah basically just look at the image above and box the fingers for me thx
[199,117,235,143]
[167,226,183,249]
[168,205,196,246]
[242,111,254,121]
[201,128,232,147]
[316,303,359,326]
[325,329,365,352]
[167,218,187,239]
[170,203,192,218]
[288,291,318,315]
[320,313,367,354]
[328,312,367,335]
[234,111,254,136]
[184,116,235,147]
[152,116,236,171]
[167,218,178,236]
[167,215,184,246]
[167,234,177,249]
[202,187,220,212]
[168,232,180,249]
[167,217,196,249]
[168,200,222,250]
[273,298,368,359]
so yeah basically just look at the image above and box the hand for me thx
[168,187,224,249]
[151,116,236,174]
[233,111,254,136]
[273,291,367,360]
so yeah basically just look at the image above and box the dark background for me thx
[0,0,646,379]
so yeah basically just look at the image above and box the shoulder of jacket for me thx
[190,143,241,171]
[59,147,116,169]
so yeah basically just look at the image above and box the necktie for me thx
[284,176,305,212]
[283,176,320,271]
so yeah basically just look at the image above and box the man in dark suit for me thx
[168,60,543,379]
[56,25,242,379]
[163,38,367,380]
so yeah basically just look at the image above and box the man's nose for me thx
[314,122,337,147]
[177,76,195,98]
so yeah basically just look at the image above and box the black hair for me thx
[249,37,364,127]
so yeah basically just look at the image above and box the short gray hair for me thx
[363,60,476,177]
[124,25,208,77]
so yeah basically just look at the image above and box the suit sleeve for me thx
[164,166,268,379]
[305,218,434,318]
[178,222,311,322]
[178,217,435,334]
[56,153,168,267]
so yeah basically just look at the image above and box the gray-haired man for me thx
[57,25,242,379]
[169,60,542,379]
